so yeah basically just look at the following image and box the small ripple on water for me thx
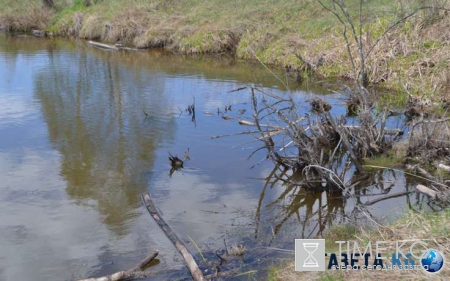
[0,94,38,127]
[2,188,64,204]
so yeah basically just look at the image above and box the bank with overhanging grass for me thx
[268,208,450,281]
[0,0,449,101]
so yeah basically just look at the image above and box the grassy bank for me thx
[1,0,449,98]
[269,208,450,280]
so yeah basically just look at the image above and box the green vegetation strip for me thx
[1,0,448,98]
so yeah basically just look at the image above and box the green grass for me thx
[0,0,449,99]
[364,154,404,168]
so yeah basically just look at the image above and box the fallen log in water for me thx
[363,191,413,206]
[141,192,206,281]
[415,184,438,198]
[238,117,305,128]
[78,251,159,281]
[88,41,139,51]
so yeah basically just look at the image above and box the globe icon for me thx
[421,249,444,273]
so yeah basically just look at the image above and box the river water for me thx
[0,34,424,281]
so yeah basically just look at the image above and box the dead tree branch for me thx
[78,251,159,281]
[141,192,206,281]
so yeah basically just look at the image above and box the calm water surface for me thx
[0,34,425,281]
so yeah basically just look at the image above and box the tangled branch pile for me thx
[245,87,450,192]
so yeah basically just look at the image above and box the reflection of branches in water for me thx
[254,165,428,242]
[254,164,283,239]
[254,167,345,240]
[33,47,176,235]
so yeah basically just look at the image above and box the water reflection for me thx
[33,46,176,235]
[254,164,432,249]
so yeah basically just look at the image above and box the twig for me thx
[416,184,438,199]
[228,87,247,93]
[78,251,159,281]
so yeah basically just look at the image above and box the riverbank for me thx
[270,208,450,280]
[1,0,449,101]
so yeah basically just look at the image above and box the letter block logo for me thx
[295,239,325,271]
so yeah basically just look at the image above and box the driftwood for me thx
[78,251,159,281]
[88,41,138,51]
[405,164,437,181]
[32,29,46,37]
[438,164,450,172]
[363,191,412,206]
[416,184,438,198]
[211,129,279,140]
[141,192,206,281]
[238,117,305,128]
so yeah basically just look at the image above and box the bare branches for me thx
[318,0,450,94]
[241,85,416,192]
[78,251,159,281]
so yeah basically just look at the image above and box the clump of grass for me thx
[0,2,54,32]
[228,244,246,256]
[364,154,404,168]
[174,28,239,54]
[324,224,359,250]
[102,8,153,44]
[78,14,104,39]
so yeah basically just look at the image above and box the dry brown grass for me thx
[102,8,153,44]
[274,210,450,281]
[408,119,450,163]
[290,15,450,99]
[0,3,53,32]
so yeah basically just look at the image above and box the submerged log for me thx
[32,30,46,37]
[363,191,412,206]
[78,251,159,281]
[141,192,206,281]
[88,41,138,51]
